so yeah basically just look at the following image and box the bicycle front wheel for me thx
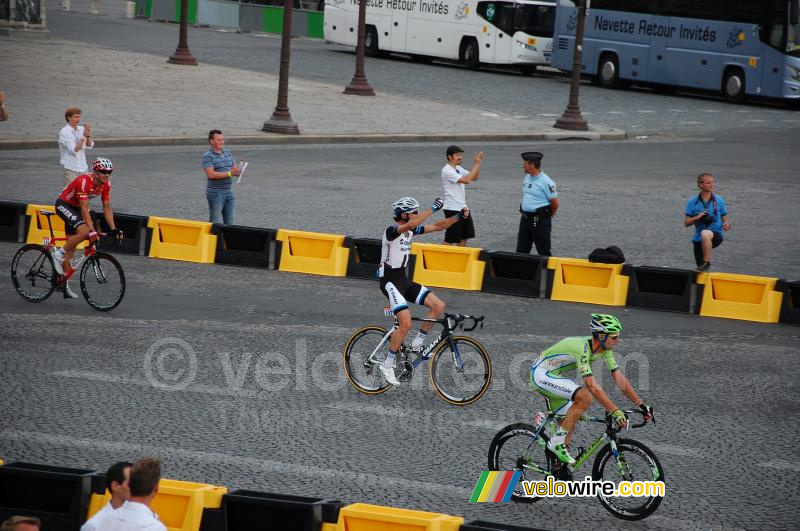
[11,244,56,302]
[343,325,392,395]
[80,252,126,311]
[488,423,555,503]
[592,438,665,520]
[429,335,491,405]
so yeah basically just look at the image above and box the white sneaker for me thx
[379,364,401,386]
[51,248,65,276]
[63,281,79,299]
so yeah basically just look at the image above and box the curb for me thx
[0,130,628,150]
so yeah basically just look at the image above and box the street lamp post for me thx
[343,0,375,96]
[167,0,198,66]
[554,0,588,131]
[263,0,300,134]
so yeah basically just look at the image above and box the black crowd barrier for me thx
[0,201,27,242]
[461,520,549,530]
[212,224,276,268]
[0,462,94,530]
[346,237,381,279]
[216,491,341,531]
[479,251,551,298]
[622,265,698,313]
[92,211,150,255]
[777,279,800,326]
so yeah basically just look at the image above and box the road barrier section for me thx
[0,201,27,242]
[0,461,94,530]
[547,257,629,306]
[216,490,340,531]
[479,251,551,298]
[211,224,275,268]
[622,265,698,313]
[776,280,800,326]
[146,216,217,263]
[92,211,150,255]
[149,479,226,531]
[696,272,783,323]
[410,243,485,291]
[460,520,548,530]
[346,237,382,280]
[330,503,463,531]
[275,229,350,277]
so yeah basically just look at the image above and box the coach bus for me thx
[324,0,556,73]
[550,0,800,102]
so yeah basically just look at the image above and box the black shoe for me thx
[696,261,711,272]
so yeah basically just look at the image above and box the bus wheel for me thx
[461,38,480,70]
[597,53,620,88]
[722,68,746,103]
[520,65,537,76]
[365,26,380,58]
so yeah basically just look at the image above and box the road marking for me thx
[537,113,559,117]
[668,109,687,112]
[481,112,499,117]
[0,429,474,497]
[636,110,656,113]
[678,121,704,125]
[700,109,721,113]
[760,459,800,472]
[512,115,527,119]
[605,111,624,114]
[745,119,768,123]
[736,109,751,113]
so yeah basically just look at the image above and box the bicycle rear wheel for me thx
[429,335,491,405]
[343,325,392,395]
[592,438,665,520]
[11,244,56,302]
[488,423,555,503]
[80,252,125,311]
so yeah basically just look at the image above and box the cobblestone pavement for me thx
[1,240,798,529]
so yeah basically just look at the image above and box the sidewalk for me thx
[0,38,625,148]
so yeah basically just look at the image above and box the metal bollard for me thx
[90,0,99,14]
[125,0,135,18]
[61,0,70,10]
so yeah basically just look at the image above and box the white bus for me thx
[324,0,556,73]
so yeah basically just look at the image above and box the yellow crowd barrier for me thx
[147,216,217,263]
[84,479,226,531]
[410,243,485,291]
[25,203,87,248]
[697,272,783,323]
[547,257,629,306]
[328,503,463,531]
[275,229,349,277]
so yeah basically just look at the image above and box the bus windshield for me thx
[515,4,556,37]
[789,20,800,54]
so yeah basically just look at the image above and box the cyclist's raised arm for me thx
[395,198,444,233]
[421,207,469,234]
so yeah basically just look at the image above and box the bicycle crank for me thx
[396,360,414,382]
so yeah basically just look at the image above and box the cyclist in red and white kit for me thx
[54,157,123,298]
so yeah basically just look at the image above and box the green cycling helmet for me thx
[590,313,622,335]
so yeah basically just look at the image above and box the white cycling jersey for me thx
[378,224,424,278]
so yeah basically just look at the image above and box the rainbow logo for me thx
[469,471,521,502]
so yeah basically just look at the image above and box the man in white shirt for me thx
[440,145,484,246]
[58,107,94,185]
[96,458,166,531]
[81,461,132,531]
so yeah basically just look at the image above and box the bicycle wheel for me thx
[343,325,392,395]
[11,244,56,302]
[591,438,665,520]
[488,423,555,503]
[80,252,125,311]
[429,335,491,405]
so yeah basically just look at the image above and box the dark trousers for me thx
[516,215,552,256]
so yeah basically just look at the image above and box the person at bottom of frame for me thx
[378,196,468,386]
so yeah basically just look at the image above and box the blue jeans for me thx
[207,189,235,225]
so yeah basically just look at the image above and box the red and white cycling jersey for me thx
[58,173,111,207]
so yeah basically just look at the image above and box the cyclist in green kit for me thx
[529,313,653,465]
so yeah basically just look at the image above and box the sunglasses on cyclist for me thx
[607,333,620,340]
[97,170,112,175]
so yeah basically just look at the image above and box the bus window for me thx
[515,4,556,38]
[477,1,520,35]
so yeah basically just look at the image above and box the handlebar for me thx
[606,408,655,431]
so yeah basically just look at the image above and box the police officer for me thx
[516,151,559,256]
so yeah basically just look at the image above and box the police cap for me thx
[521,151,543,164]
[446,145,464,158]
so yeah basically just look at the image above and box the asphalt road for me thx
[2,136,798,279]
[41,0,800,137]
[1,237,799,530]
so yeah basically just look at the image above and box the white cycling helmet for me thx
[92,157,114,173]
[392,197,420,218]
